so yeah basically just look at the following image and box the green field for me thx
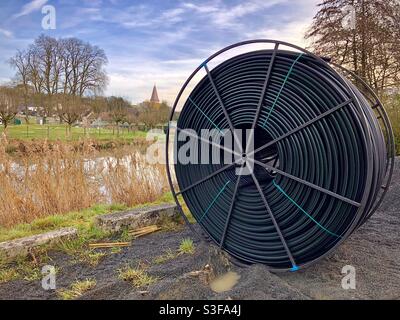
[0,124,147,141]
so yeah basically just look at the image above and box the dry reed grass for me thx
[102,152,168,207]
[0,137,168,228]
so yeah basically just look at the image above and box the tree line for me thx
[0,85,172,133]
[307,0,400,97]
[0,35,171,133]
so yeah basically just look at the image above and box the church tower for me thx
[150,84,160,103]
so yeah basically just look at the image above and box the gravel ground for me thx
[0,159,399,300]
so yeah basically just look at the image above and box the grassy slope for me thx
[0,193,176,243]
[0,124,147,141]
[0,192,194,245]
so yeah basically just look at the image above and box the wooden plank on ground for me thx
[88,242,131,248]
[129,225,160,238]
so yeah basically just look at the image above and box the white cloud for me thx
[75,4,187,30]
[243,0,320,47]
[161,8,185,23]
[184,0,288,28]
[0,28,13,38]
[182,2,219,14]
[13,0,48,18]
[82,0,102,6]
[106,56,200,105]
[77,0,287,31]
[245,20,312,48]
[213,0,287,27]
[103,1,318,106]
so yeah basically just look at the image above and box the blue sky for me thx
[0,0,320,104]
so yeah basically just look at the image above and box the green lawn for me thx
[0,124,147,141]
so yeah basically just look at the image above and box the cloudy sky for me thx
[0,0,320,104]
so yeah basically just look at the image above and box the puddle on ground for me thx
[210,271,241,293]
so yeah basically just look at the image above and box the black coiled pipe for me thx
[166,40,394,271]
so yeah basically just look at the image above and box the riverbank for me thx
[0,192,175,243]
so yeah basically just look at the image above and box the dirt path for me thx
[1,159,399,300]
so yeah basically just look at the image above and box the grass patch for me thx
[153,238,196,265]
[55,224,111,266]
[0,268,19,283]
[16,248,50,281]
[153,248,179,264]
[143,192,195,225]
[15,258,42,281]
[0,203,127,243]
[57,279,96,300]
[0,248,51,283]
[83,251,107,267]
[0,123,147,141]
[0,192,176,245]
[148,192,195,226]
[158,214,184,232]
[179,238,195,255]
[118,227,134,242]
[118,264,157,288]
[110,247,123,254]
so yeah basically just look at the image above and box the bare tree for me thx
[0,86,22,131]
[26,46,44,94]
[56,94,89,137]
[306,0,400,96]
[31,92,56,124]
[89,96,107,116]
[8,51,33,123]
[59,37,108,96]
[107,96,131,136]
[9,35,108,98]
[138,100,171,129]
[9,35,108,132]
[125,107,139,132]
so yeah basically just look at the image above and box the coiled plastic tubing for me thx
[165,40,395,271]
